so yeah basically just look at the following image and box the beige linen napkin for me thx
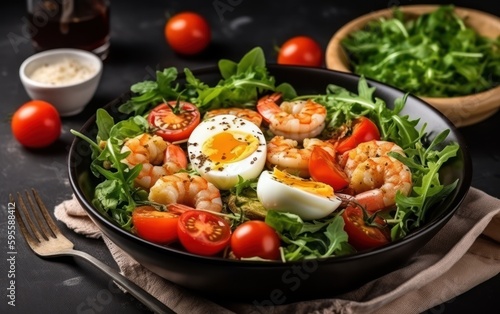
[54,187,500,314]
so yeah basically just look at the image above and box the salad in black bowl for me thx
[69,48,471,302]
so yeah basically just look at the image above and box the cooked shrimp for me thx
[121,133,187,190]
[341,140,412,211]
[148,172,223,212]
[204,108,263,127]
[266,135,336,177]
[340,140,405,171]
[257,92,327,142]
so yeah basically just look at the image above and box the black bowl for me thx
[68,65,472,303]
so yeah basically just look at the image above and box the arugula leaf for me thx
[71,111,149,229]
[118,68,183,115]
[117,48,298,116]
[96,109,114,142]
[187,47,294,112]
[265,210,351,261]
[89,136,141,230]
[389,131,460,239]
[218,59,238,79]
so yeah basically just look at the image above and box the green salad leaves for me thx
[265,211,352,261]
[118,47,295,115]
[71,110,150,229]
[341,5,500,97]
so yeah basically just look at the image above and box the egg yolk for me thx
[273,168,334,197]
[202,131,259,164]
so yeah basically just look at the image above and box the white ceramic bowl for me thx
[19,48,103,116]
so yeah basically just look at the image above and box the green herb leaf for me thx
[265,210,351,261]
[187,47,279,112]
[119,67,182,115]
[96,108,114,142]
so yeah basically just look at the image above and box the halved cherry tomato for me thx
[309,146,349,191]
[164,12,211,55]
[132,206,180,244]
[177,210,231,256]
[277,36,323,67]
[336,117,380,154]
[342,206,390,251]
[147,101,201,143]
[11,100,61,148]
[231,221,281,260]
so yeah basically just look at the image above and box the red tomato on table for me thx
[164,12,211,55]
[11,100,61,148]
[277,36,323,67]
[147,101,201,143]
[309,146,349,191]
[231,221,281,260]
[177,210,231,256]
[342,206,390,251]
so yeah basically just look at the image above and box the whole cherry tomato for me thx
[277,36,323,67]
[147,101,201,143]
[342,206,390,251]
[231,220,281,260]
[309,146,349,191]
[132,206,180,244]
[11,100,61,148]
[164,12,211,55]
[177,210,231,256]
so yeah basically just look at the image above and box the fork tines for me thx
[11,189,59,245]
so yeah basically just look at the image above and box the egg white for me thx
[187,114,267,190]
[257,170,341,220]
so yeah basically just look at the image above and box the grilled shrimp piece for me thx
[148,172,223,213]
[204,107,263,127]
[257,92,327,142]
[266,135,336,177]
[341,140,412,211]
[121,133,187,190]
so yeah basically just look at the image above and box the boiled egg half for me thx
[257,168,342,220]
[187,114,267,190]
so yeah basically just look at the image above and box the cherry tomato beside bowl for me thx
[231,220,281,260]
[132,206,180,244]
[342,206,390,251]
[165,12,211,55]
[277,36,323,67]
[147,101,201,143]
[177,210,231,256]
[11,100,61,148]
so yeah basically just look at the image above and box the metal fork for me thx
[11,189,175,314]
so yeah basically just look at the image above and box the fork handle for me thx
[67,249,176,314]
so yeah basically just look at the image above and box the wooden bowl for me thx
[326,5,500,127]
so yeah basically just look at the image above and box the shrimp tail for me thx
[256,92,283,122]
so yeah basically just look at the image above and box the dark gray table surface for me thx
[1,1,499,313]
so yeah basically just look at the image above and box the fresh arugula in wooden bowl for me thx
[326,5,500,127]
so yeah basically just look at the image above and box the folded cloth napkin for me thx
[54,187,500,314]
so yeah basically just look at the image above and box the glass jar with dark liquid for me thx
[27,0,110,60]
